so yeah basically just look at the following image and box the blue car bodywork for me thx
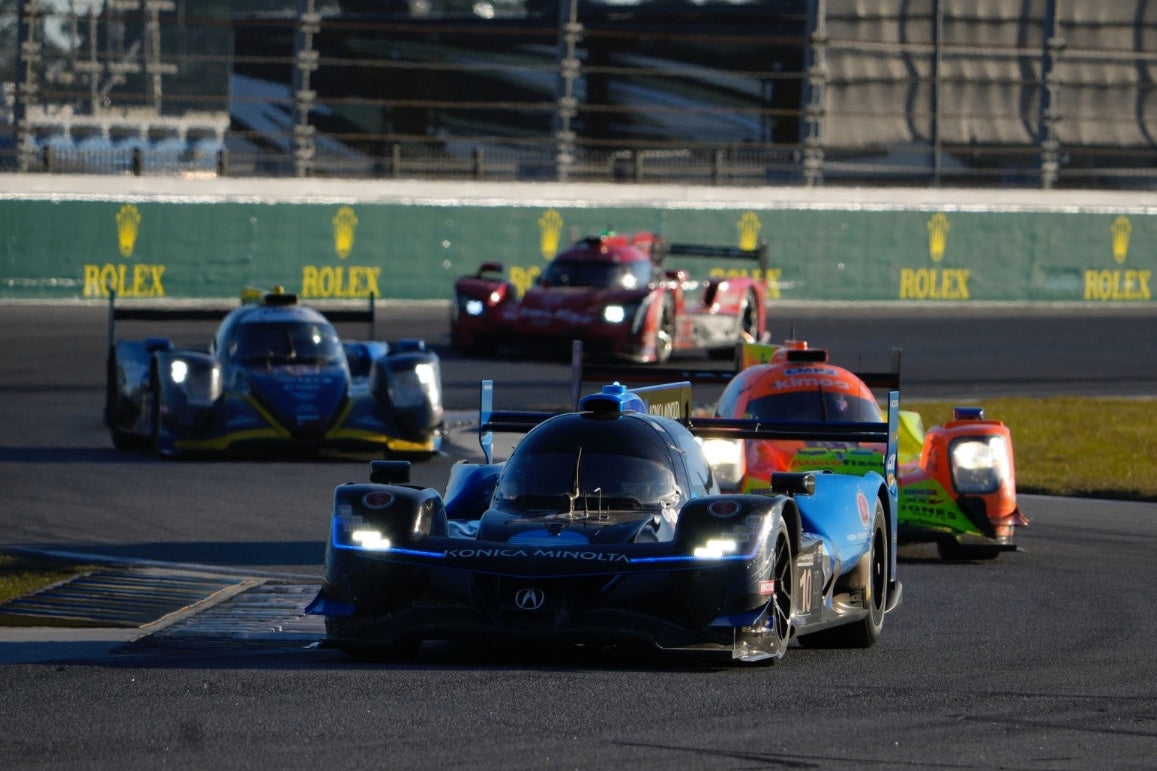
[104,289,443,458]
[307,377,902,663]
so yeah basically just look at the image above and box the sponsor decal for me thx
[539,209,564,261]
[514,587,546,610]
[899,268,971,300]
[83,204,167,298]
[362,491,394,509]
[856,490,871,527]
[301,265,381,299]
[708,211,782,298]
[332,206,358,260]
[1083,217,1150,301]
[647,400,684,419]
[758,579,775,596]
[445,548,631,562]
[898,213,972,300]
[708,500,742,518]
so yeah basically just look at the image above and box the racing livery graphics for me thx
[451,230,770,363]
[307,378,902,663]
[104,287,443,458]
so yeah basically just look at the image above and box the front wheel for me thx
[799,500,888,649]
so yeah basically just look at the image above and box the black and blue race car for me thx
[104,288,443,458]
[306,377,902,663]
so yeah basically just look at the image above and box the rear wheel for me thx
[738,289,760,343]
[709,289,759,359]
[799,500,888,649]
[765,521,795,660]
[654,299,675,363]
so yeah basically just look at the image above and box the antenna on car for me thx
[565,446,583,517]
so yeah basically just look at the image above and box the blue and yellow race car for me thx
[104,288,443,458]
[307,377,902,663]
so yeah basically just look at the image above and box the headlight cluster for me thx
[602,301,642,326]
[700,438,745,491]
[459,286,507,317]
[336,507,392,551]
[388,361,441,409]
[169,359,222,406]
[950,435,1011,494]
[693,538,739,560]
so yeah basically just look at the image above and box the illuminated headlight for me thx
[603,304,627,324]
[350,529,391,551]
[464,298,485,316]
[694,538,739,559]
[170,360,223,405]
[950,436,1010,494]
[701,438,745,491]
[388,361,442,408]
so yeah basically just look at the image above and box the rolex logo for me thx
[1110,215,1131,264]
[539,209,564,260]
[116,204,141,258]
[738,211,762,251]
[332,206,358,260]
[927,213,949,263]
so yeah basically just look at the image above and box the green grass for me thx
[1,397,1153,604]
[0,553,100,606]
[909,397,1157,502]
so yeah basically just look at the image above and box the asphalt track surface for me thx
[0,301,1155,770]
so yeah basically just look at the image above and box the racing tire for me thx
[765,520,795,661]
[708,289,759,360]
[799,500,888,649]
[654,298,675,364]
[147,361,163,453]
[739,289,761,343]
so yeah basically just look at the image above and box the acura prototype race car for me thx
[306,377,902,663]
[104,288,443,458]
[580,340,1028,560]
[450,230,770,363]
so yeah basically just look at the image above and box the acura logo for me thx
[514,587,545,611]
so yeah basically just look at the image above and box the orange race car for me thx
[577,339,1028,560]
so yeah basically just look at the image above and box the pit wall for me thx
[1,176,1153,303]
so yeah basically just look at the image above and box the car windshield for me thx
[231,321,344,365]
[539,259,652,290]
[743,390,882,423]
[494,449,679,514]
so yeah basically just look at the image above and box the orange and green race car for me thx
[578,340,1028,560]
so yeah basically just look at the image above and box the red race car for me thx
[451,231,769,363]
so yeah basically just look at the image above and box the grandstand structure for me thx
[2,0,1156,189]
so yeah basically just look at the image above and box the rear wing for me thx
[106,289,376,350]
[657,239,769,277]
[478,376,694,465]
[571,339,902,406]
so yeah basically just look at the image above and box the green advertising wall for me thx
[1,182,1152,304]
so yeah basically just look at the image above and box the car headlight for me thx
[388,361,441,408]
[350,529,391,551]
[464,298,485,316]
[603,304,627,324]
[701,438,745,491]
[950,435,1010,494]
[693,538,739,559]
[169,359,222,406]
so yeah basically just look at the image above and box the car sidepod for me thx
[786,471,897,644]
[364,346,444,453]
